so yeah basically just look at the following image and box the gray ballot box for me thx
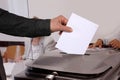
[15,48,120,80]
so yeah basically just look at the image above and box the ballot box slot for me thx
[25,66,112,79]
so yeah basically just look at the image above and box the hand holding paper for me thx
[55,13,99,55]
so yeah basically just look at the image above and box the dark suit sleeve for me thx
[0,8,51,38]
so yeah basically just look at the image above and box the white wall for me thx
[7,0,29,17]
[0,0,9,10]
[28,0,120,42]
[0,0,28,17]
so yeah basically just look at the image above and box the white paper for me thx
[55,13,99,55]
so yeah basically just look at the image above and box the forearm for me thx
[0,8,51,38]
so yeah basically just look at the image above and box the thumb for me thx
[99,45,102,48]
[60,25,72,32]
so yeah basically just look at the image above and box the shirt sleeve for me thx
[0,8,51,38]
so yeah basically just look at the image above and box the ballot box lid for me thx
[26,48,120,75]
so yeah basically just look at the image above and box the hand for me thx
[92,39,103,48]
[50,15,72,32]
[32,37,41,46]
[109,39,120,49]
[15,56,22,62]
[88,43,94,48]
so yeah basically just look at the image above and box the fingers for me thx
[91,39,103,48]
[59,15,72,32]
[98,44,102,48]
[110,42,118,48]
[88,43,94,48]
[58,15,72,32]
[50,15,73,32]
[59,15,68,25]
[59,25,72,32]
[109,39,120,49]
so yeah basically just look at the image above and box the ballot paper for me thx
[55,13,99,55]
